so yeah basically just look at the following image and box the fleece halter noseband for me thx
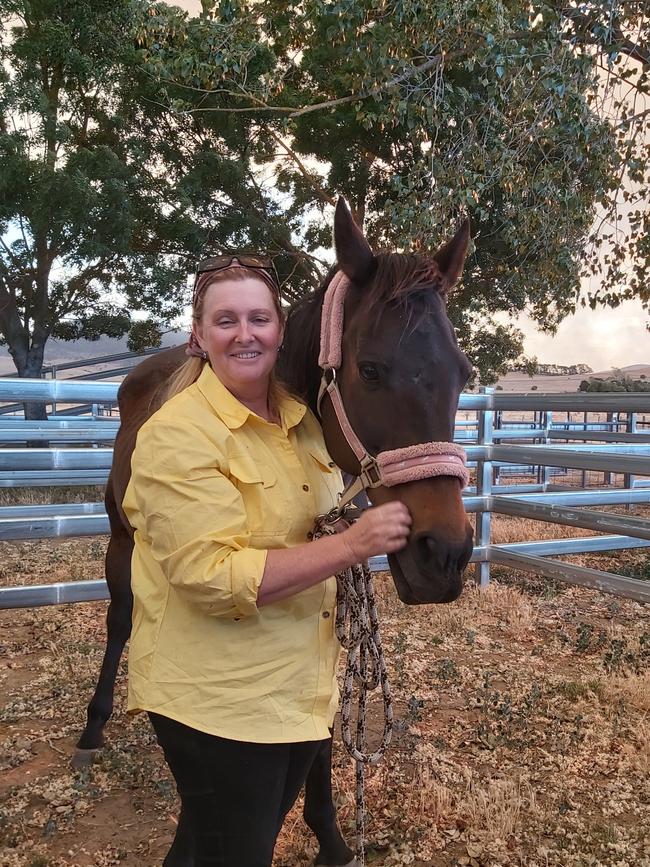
[317,270,469,509]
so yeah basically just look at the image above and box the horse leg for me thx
[73,523,133,766]
[303,736,357,867]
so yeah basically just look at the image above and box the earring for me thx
[202,351,208,360]
[277,345,282,353]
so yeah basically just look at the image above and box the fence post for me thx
[542,409,553,489]
[581,410,588,488]
[624,412,637,493]
[493,408,502,486]
[475,386,494,589]
[50,364,57,416]
[604,412,613,486]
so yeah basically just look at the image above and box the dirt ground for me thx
[1,533,649,867]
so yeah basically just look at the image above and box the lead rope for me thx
[312,512,394,865]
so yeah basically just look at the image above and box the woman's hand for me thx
[259,501,412,606]
[341,501,412,562]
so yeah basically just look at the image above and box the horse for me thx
[75,198,474,867]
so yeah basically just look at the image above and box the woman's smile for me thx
[231,350,262,360]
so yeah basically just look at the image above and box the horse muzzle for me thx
[388,525,474,604]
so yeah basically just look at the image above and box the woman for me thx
[123,255,411,867]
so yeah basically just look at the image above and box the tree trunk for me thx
[14,346,48,424]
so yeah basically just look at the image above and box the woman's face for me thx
[193,275,283,395]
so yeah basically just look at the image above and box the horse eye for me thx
[358,363,379,383]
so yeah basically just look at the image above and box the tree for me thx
[0,0,317,417]
[579,375,650,393]
[2,1,647,401]
[136,0,649,382]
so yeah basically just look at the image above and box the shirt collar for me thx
[196,364,306,432]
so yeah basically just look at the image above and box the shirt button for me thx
[322,611,330,619]
[302,484,310,492]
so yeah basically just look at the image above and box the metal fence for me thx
[0,346,166,415]
[0,379,648,609]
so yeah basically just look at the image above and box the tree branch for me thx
[562,7,650,66]
[154,50,460,118]
[265,127,337,209]
[615,106,650,128]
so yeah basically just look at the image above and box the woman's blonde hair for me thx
[159,268,292,417]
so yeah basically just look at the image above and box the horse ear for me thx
[334,197,376,284]
[433,219,470,288]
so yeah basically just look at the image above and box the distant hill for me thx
[496,362,650,394]
[0,330,187,378]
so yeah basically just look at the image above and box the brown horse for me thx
[75,199,474,866]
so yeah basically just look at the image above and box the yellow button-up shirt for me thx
[123,364,343,743]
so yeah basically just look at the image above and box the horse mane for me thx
[279,251,445,414]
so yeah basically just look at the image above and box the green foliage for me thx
[0,0,318,394]
[127,319,163,351]
[578,376,650,393]
[518,356,540,378]
[1,0,648,390]
[134,0,649,382]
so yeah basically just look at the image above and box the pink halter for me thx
[318,271,468,506]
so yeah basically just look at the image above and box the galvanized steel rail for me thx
[0,378,648,609]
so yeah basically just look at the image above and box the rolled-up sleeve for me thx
[123,420,267,619]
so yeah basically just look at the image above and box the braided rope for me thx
[312,513,394,865]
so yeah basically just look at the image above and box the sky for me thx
[499,301,648,370]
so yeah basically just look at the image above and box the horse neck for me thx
[279,290,327,415]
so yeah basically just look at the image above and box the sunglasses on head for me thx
[195,253,280,291]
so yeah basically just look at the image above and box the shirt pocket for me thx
[305,444,342,509]
[228,453,291,539]
[306,443,337,474]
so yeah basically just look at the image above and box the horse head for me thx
[317,199,474,604]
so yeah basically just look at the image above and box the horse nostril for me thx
[417,534,441,567]
[416,533,471,574]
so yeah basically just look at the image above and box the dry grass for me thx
[1,508,650,866]
[600,670,650,712]
[490,514,600,544]
[461,771,538,843]
[419,582,535,640]
[0,486,104,506]
[619,719,650,774]
[490,504,650,545]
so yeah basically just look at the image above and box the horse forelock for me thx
[368,252,445,307]
[353,252,447,339]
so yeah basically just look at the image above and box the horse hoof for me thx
[71,747,101,769]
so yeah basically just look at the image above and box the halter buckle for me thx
[358,454,382,488]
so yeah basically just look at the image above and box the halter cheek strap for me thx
[318,271,469,509]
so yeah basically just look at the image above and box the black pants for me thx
[149,713,327,867]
